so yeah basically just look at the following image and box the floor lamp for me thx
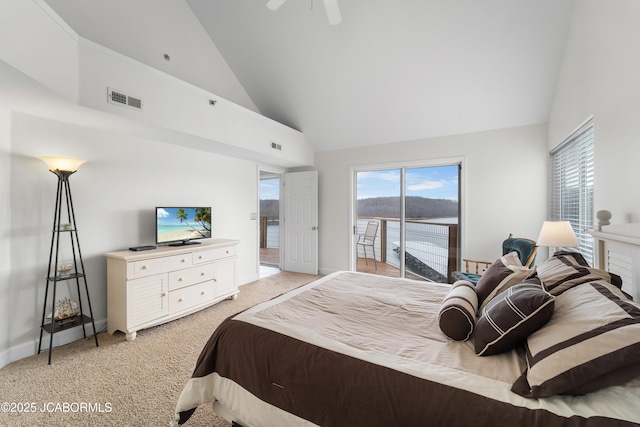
[38,156,99,364]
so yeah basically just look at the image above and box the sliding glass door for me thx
[355,169,402,277]
[354,163,460,281]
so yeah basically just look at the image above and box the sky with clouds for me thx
[357,165,458,200]
[259,165,458,201]
[260,178,280,200]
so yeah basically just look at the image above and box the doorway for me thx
[353,162,461,281]
[259,171,281,276]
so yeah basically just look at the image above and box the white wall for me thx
[0,0,314,170]
[0,0,79,102]
[0,108,11,364]
[548,0,640,222]
[313,124,549,274]
[1,112,261,367]
[43,0,259,113]
[0,0,312,368]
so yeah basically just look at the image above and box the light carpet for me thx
[0,271,321,427]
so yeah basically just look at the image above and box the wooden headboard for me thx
[588,223,640,302]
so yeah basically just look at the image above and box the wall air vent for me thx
[107,87,143,110]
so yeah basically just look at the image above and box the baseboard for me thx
[0,318,107,369]
[318,267,339,276]
[0,340,34,370]
[238,274,259,286]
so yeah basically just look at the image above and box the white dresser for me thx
[105,239,239,340]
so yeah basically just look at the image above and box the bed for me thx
[172,230,640,426]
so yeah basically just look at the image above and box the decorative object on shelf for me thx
[56,260,74,278]
[536,221,579,255]
[37,156,99,364]
[596,210,612,231]
[48,298,79,324]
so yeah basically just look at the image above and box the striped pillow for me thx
[438,280,478,342]
[475,280,554,356]
[511,280,640,398]
[536,251,622,295]
[475,251,533,312]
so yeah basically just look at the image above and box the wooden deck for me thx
[260,247,279,266]
[261,248,425,281]
[357,257,425,281]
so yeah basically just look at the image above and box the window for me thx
[549,120,594,265]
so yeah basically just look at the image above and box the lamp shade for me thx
[39,156,86,172]
[536,221,579,247]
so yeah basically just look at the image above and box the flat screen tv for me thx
[156,207,211,246]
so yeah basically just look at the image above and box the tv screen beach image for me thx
[157,207,211,243]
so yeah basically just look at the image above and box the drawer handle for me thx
[142,265,148,270]
[214,278,218,282]
[178,277,184,282]
[161,292,167,297]
[178,298,183,302]
[201,272,206,276]
[201,291,206,295]
[198,255,203,259]
[226,250,229,254]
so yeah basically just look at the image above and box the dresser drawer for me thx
[168,264,215,291]
[193,246,236,264]
[168,281,214,315]
[130,253,192,279]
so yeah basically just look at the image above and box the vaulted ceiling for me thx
[44,0,575,152]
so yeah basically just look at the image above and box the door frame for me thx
[349,156,466,276]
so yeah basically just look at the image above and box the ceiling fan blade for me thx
[266,0,287,11]
[323,0,342,25]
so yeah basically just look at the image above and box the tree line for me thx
[357,196,458,219]
[260,196,458,220]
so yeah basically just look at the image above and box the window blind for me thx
[549,121,594,265]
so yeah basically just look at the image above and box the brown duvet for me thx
[173,272,640,426]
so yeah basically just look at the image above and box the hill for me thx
[260,199,279,217]
[357,196,458,219]
[260,196,458,220]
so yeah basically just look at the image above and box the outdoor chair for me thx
[357,221,379,269]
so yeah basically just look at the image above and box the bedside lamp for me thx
[537,221,579,255]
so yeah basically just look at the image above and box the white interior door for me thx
[284,171,318,274]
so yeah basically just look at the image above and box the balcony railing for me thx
[356,217,458,282]
[260,217,279,249]
[262,215,459,282]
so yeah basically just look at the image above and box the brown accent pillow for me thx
[511,280,640,398]
[475,280,554,356]
[438,280,478,342]
[475,251,533,312]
